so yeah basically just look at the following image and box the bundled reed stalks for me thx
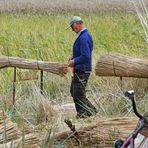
[55,117,140,147]
[0,111,20,144]
[0,110,41,147]
[0,56,68,76]
[95,53,148,78]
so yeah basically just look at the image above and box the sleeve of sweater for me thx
[74,36,90,65]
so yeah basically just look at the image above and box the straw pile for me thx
[0,110,41,148]
[0,110,20,144]
[0,56,68,76]
[95,53,148,78]
[55,117,141,147]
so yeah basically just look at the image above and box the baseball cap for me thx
[67,16,83,29]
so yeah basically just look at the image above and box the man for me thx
[68,16,97,118]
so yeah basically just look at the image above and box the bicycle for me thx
[115,90,148,148]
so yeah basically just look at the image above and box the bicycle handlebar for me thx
[125,90,143,119]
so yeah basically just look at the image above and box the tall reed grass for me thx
[131,0,148,42]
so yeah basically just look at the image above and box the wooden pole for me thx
[12,67,16,106]
[120,76,123,89]
[40,70,44,95]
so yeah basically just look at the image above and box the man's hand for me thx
[68,59,74,67]
[58,64,68,76]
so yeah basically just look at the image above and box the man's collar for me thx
[77,27,87,36]
[74,28,87,44]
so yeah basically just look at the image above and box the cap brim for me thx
[66,25,71,30]
[66,22,73,30]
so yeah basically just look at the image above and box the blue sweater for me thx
[73,29,93,72]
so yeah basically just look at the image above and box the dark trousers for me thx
[70,71,97,116]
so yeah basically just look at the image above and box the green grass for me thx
[0,13,147,59]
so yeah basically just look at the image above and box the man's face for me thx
[71,22,82,33]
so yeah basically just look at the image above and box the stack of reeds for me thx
[55,117,147,147]
[2,134,41,148]
[0,56,68,76]
[0,110,20,144]
[0,110,41,147]
[95,53,148,78]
